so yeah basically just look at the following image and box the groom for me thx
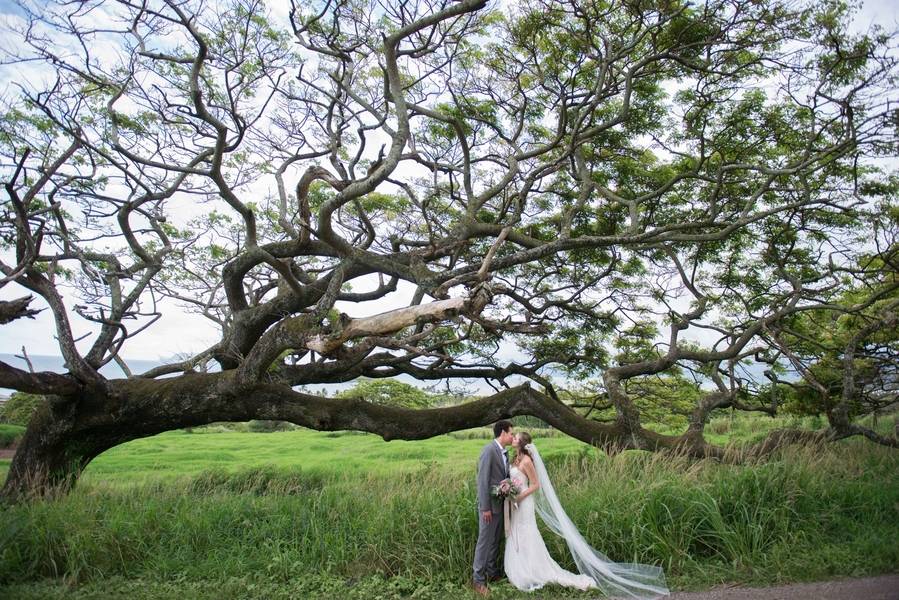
[472,419,514,596]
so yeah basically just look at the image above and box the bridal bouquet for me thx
[491,478,521,500]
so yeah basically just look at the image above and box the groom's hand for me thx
[481,510,493,524]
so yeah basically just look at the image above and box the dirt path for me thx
[668,575,899,600]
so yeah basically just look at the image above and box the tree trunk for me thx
[3,390,109,500]
[1,370,864,501]
[2,372,234,501]
[3,412,94,500]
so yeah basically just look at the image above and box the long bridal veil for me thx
[526,443,670,599]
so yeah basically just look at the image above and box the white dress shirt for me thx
[495,438,508,474]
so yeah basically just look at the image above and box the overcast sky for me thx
[0,0,896,366]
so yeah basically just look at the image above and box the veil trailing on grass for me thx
[525,443,670,599]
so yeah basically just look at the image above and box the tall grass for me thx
[1,436,897,598]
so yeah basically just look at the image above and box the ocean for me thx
[0,353,166,397]
[0,354,354,398]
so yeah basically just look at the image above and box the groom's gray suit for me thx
[473,439,509,585]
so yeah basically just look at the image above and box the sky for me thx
[0,0,897,371]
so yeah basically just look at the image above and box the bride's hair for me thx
[515,431,533,462]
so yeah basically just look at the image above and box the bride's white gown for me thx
[505,465,596,591]
[503,452,669,599]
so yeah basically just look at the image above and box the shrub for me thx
[447,427,562,440]
[0,392,46,426]
[183,422,249,434]
[246,420,294,433]
[0,423,26,448]
[336,379,439,408]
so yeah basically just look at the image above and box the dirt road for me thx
[668,575,899,600]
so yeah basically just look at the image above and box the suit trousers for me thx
[472,508,503,584]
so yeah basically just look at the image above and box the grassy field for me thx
[1,415,897,599]
[81,428,592,485]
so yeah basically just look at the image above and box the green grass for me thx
[1,420,897,599]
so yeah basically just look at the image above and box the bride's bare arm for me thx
[516,457,540,500]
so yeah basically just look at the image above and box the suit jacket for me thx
[477,440,509,514]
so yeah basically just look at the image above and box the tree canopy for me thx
[0,0,896,498]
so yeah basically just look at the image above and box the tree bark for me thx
[2,366,884,501]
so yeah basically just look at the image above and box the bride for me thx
[504,432,669,598]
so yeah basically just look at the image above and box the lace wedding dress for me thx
[503,445,669,599]
[505,464,596,591]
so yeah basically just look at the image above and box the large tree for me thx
[1,0,896,499]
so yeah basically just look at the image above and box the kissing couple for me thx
[472,420,670,598]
